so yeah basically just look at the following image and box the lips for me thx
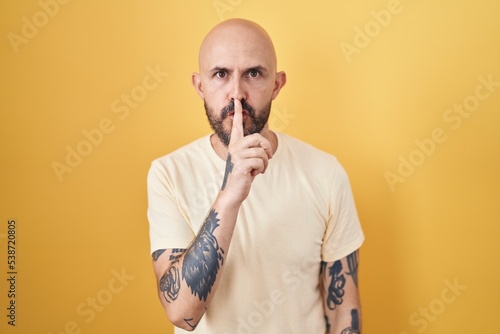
[228,110,249,119]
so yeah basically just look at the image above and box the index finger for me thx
[229,99,244,145]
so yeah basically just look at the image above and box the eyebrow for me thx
[210,65,269,74]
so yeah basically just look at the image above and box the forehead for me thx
[199,24,276,72]
[204,43,270,70]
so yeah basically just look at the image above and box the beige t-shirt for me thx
[147,132,364,334]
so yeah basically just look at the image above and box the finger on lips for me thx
[230,99,244,144]
[228,99,272,175]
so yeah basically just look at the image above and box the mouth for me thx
[228,110,249,119]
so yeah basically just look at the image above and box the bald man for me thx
[148,19,364,334]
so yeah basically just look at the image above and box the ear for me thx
[192,73,205,100]
[271,71,287,100]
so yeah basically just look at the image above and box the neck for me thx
[211,127,278,160]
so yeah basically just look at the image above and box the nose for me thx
[229,76,246,103]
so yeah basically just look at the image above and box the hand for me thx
[220,99,273,203]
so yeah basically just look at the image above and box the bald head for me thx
[198,19,277,74]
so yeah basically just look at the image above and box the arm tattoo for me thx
[152,249,166,262]
[323,260,346,310]
[184,317,200,330]
[183,309,205,331]
[346,251,359,288]
[182,209,225,301]
[220,153,233,190]
[158,249,186,303]
[169,248,185,261]
[324,315,331,333]
[153,248,185,262]
[159,260,181,303]
[340,309,360,334]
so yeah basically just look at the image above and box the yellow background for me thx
[1,0,499,333]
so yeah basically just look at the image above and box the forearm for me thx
[325,299,362,334]
[155,192,240,331]
[321,250,362,334]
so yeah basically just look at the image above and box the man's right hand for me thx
[221,99,273,204]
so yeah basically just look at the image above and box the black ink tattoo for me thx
[159,261,181,303]
[325,260,346,310]
[324,315,331,333]
[152,249,166,262]
[169,248,185,261]
[184,311,204,331]
[346,251,359,288]
[340,309,360,334]
[182,209,225,301]
[221,153,233,190]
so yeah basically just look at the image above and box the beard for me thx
[204,99,272,147]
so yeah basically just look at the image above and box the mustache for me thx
[220,99,256,119]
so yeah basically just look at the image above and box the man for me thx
[147,18,364,333]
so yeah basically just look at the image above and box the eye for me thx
[248,69,260,78]
[215,71,227,79]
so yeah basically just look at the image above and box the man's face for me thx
[193,21,283,147]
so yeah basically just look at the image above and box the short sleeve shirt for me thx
[147,132,364,334]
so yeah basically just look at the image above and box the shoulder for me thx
[277,132,341,167]
[151,136,210,169]
[148,135,212,182]
[276,132,351,186]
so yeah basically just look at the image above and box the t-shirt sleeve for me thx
[147,160,195,254]
[321,162,364,262]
